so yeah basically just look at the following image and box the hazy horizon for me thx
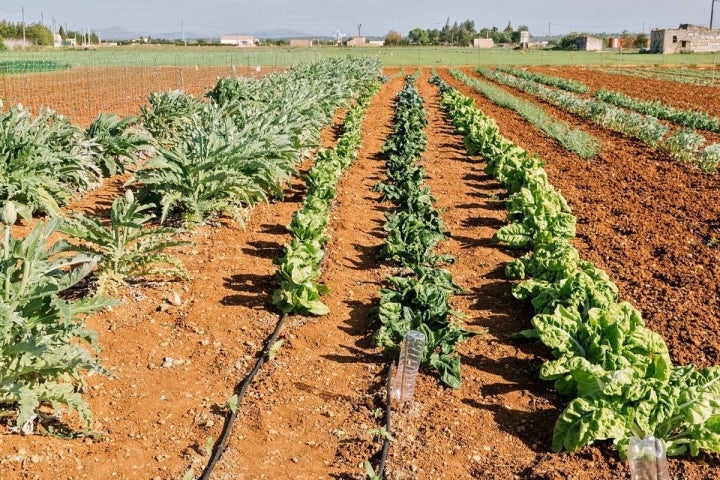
[2,1,716,39]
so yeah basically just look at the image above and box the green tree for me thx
[556,32,586,50]
[408,27,430,45]
[24,23,53,45]
[384,30,404,46]
[635,32,649,49]
[428,28,441,45]
[502,22,514,43]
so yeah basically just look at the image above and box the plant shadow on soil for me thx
[460,344,561,454]
[240,239,284,259]
[220,273,275,309]
[347,242,383,269]
[257,222,289,236]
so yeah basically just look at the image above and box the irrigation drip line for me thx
[198,312,289,480]
[377,362,394,478]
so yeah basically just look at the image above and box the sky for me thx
[1,0,716,39]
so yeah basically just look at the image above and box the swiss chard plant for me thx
[435,77,720,459]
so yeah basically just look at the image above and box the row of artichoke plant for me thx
[0,57,382,435]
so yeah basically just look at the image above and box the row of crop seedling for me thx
[272,77,382,316]
[372,74,478,389]
[500,66,720,170]
[495,66,590,94]
[601,67,720,88]
[434,75,720,459]
[593,88,720,135]
[0,58,382,434]
[474,66,720,172]
[449,69,600,160]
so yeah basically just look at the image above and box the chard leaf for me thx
[552,396,628,453]
[493,223,531,247]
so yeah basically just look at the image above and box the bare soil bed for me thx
[0,65,718,480]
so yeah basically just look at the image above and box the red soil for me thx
[0,65,718,480]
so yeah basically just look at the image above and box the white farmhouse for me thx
[220,35,259,47]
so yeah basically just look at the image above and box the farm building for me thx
[473,38,494,48]
[650,24,720,53]
[576,36,603,51]
[346,36,366,47]
[220,35,259,47]
[289,39,313,47]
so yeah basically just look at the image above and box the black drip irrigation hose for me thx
[198,312,289,480]
[377,362,394,478]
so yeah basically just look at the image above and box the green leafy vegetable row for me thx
[372,76,478,389]
[601,66,720,88]
[450,69,600,160]
[0,59,71,74]
[434,75,720,458]
[475,66,670,148]
[273,77,382,316]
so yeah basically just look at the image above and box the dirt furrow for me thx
[208,71,405,480]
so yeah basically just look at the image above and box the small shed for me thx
[473,38,494,48]
[346,36,366,47]
[519,31,530,48]
[576,36,603,51]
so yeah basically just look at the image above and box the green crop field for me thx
[2,44,720,67]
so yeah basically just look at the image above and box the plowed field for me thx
[0,65,718,480]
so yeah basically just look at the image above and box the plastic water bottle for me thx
[627,436,670,480]
[391,330,426,404]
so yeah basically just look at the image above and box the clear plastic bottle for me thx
[627,436,670,480]
[391,330,426,404]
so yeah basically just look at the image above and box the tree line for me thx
[385,19,529,46]
[0,21,99,48]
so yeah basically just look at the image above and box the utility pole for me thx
[358,23,361,37]
[21,6,26,45]
[548,21,551,37]
[181,20,186,46]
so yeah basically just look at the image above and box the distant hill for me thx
[251,29,315,39]
[96,26,140,41]
[95,25,317,42]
